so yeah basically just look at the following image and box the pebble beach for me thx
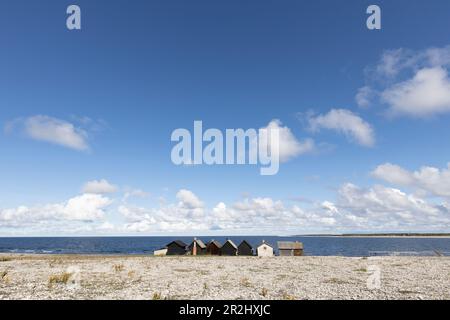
[1,254,449,300]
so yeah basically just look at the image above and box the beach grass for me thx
[48,272,72,285]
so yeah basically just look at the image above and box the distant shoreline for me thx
[1,234,450,239]
[295,234,450,238]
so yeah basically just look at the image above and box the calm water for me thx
[1,236,450,256]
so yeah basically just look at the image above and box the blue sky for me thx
[1,0,450,235]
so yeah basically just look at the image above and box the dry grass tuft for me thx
[0,257,12,262]
[152,292,162,300]
[173,268,193,273]
[113,264,125,272]
[282,292,297,300]
[324,277,348,285]
[240,277,252,287]
[261,287,269,297]
[1,270,8,280]
[48,272,72,285]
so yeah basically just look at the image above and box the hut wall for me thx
[238,243,253,256]
[189,243,206,255]
[257,244,274,257]
[279,249,304,256]
[279,249,293,257]
[167,244,187,255]
[221,243,237,256]
[206,244,221,255]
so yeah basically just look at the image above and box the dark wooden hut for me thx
[188,238,207,255]
[237,240,253,256]
[277,241,304,256]
[221,239,238,256]
[166,240,188,255]
[206,240,222,255]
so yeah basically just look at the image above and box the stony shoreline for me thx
[1,254,449,300]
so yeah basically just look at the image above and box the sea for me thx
[1,236,450,256]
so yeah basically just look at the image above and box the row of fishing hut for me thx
[154,238,304,257]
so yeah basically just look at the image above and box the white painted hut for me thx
[257,241,274,257]
[153,248,168,256]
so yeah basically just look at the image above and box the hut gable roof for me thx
[238,240,253,249]
[257,241,273,249]
[224,239,237,249]
[191,239,206,249]
[168,240,188,248]
[277,241,303,250]
[207,240,222,248]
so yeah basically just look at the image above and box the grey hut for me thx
[221,239,238,256]
[188,238,207,255]
[166,240,188,255]
[277,241,304,256]
[206,240,222,255]
[237,240,253,256]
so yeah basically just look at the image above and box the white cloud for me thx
[3,182,450,234]
[96,221,116,231]
[355,86,375,108]
[176,189,204,209]
[118,188,363,234]
[21,115,89,150]
[375,48,418,78]
[5,155,450,235]
[82,179,118,194]
[127,189,149,198]
[362,45,450,117]
[122,188,150,202]
[382,67,450,117]
[307,109,375,147]
[0,193,112,228]
[139,185,448,233]
[118,189,208,233]
[335,183,449,230]
[372,163,450,198]
[258,119,315,162]
[63,194,112,221]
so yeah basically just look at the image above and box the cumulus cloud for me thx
[258,119,315,162]
[360,45,450,117]
[7,115,90,150]
[116,184,450,233]
[335,183,449,230]
[176,189,204,209]
[372,163,450,198]
[82,179,118,194]
[63,194,113,221]
[119,196,309,234]
[115,188,314,233]
[3,182,450,234]
[5,159,450,234]
[118,193,207,233]
[382,67,450,117]
[0,193,112,228]
[307,109,375,147]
